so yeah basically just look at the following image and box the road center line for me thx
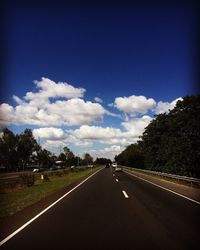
[0,168,103,247]
[116,179,119,182]
[124,170,200,205]
[122,190,129,198]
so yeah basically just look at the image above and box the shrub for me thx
[19,174,35,187]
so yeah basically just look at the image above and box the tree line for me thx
[115,95,200,178]
[0,128,98,171]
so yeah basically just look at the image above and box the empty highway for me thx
[1,167,199,249]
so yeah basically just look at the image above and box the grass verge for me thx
[0,167,101,218]
[123,167,200,188]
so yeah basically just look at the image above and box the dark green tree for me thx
[17,129,38,170]
[81,153,93,165]
[94,158,112,165]
[115,143,144,168]
[36,147,53,168]
[0,128,18,171]
[140,95,200,177]
[58,152,66,162]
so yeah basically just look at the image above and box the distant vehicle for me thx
[105,163,110,168]
[33,168,44,173]
[87,165,94,168]
[115,166,122,172]
[112,163,117,168]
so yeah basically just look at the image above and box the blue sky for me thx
[1,0,199,159]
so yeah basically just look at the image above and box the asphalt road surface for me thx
[1,167,199,249]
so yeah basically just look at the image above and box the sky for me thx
[0,0,199,160]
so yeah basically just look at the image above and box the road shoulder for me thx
[123,169,200,203]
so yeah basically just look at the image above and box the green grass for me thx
[0,167,101,218]
[124,167,200,188]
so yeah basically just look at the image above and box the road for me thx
[1,167,199,249]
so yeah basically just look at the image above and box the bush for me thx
[19,174,35,187]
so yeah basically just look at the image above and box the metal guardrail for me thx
[122,166,200,185]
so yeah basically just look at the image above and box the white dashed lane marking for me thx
[122,190,129,198]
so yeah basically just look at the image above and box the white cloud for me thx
[13,95,24,105]
[114,95,156,116]
[42,140,69,152]
[155,97,183,114]
[73,125,123,140]
[45,99,106,126]
[89,145,124,160]
[94,97,103,103]
[0,103,15,125]
[66,134,93,147]
[25,77,85,102]
[72,118,152,146]
[122,115,152,138]
[0,78,108,127]
[0,77,184,158]
[33,127,67,140]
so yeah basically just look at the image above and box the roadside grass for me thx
[0,167,101,218]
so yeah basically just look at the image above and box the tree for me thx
[17,129,38,170]
[59,147,76,167]
[66,151,76,167]
[115,95,200,177]
[36,147,53,168]
[58,152,66,162]
[94,158,112,165]
[115,143,144,168]
[0,128,18,171]
[82,153,93,165]
[140,95,200,177]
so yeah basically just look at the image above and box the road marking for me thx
[113,174,115,176]
[0,168,103,247]
[124,170,200,205]
[122,190,129,198]
[116,178,119,182]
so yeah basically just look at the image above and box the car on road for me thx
[112,163,117,168]
[115,166,122,172]
[87,165,94,168]
[105,163,110,168]
[32,168,44,173]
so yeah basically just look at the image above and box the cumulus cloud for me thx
[114,95,156,116]
[25,77,85,101]
[42,140,69,152]
[155,97,183,114]
[0,77,183,159]
[66,134,93,147]
[90,145,124,160]
[94,97,103,103]
[72,118,152,146]
[122,115,152,138]
[46,99,106,126]
[0,78,108,126]
[33,127,67,140]
[73,125,123,140]
[0,103,15,125]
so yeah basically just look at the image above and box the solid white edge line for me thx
[0,168,103,247]
[122,190,129,198]
[124,170,200,205]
